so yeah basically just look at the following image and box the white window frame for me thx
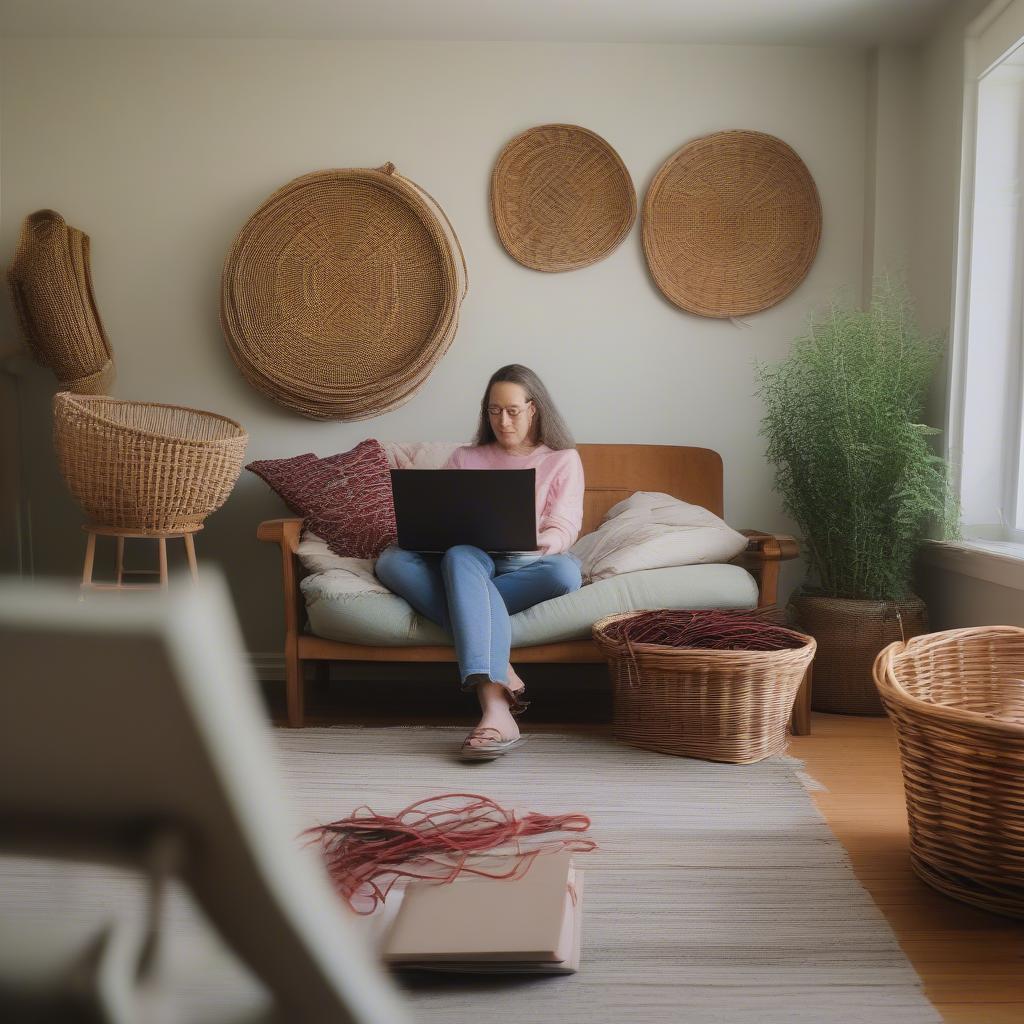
[947,0,1024,547]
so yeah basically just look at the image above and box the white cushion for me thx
[295,533,385,588]
[383,440,462,470]
[569,491,748,583]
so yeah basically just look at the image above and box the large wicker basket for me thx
[874,626,1024,919]
[593,610,816,764]
[53,393,248,533]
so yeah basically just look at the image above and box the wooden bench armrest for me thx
[738,529,799,562]
[256,517,302,553]
[732,530,799,607]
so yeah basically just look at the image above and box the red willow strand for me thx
[304,792,597,914]
[606,608,804,652]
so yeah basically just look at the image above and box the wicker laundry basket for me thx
[874,626,1024,919]
[593,610,816,764]
[53,393,248,533]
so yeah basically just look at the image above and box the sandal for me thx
[506,683,530,717]
[459,726,526,763]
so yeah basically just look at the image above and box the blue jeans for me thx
[375,544,582,690]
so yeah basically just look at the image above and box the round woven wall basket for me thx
[491,124,636,272]
[875,626,1024,919]
[592,610,816,764]
[221,164,467,421]
[53,392,248,533]
[7,209,115,393]
[642,130,821,317]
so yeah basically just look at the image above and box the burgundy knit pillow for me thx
[247,440,396,558]
[246,452,324,514]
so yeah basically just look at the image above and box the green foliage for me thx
[756,281,957,600]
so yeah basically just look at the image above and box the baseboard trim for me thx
[250,652,285,682]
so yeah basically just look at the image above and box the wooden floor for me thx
[789,714,1024,1024]
[268,679,1022,1022]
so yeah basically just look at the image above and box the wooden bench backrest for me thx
[576,444,724,536]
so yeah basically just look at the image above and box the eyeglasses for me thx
[486,401,532,419]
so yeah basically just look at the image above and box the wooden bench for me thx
[257,443,806,730]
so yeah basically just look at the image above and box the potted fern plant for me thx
[756,281,956,714]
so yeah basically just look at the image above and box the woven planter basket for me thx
[221,164,467,421]
[592,610,816,764]
[874,626,1024,919]
[491,124,636,272]
[53,393,248,533]
[7,209,115,393]
[642,130,821,317]
[791,594,928,715]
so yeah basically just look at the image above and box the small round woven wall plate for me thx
[221,164,467,421]
[642,130,821,317]
[491,124,636,273]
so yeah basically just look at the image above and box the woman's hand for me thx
[536,529,559,555]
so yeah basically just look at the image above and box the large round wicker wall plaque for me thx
[491,124,636,272]
[221,164,467,421]
[642,131,821,318]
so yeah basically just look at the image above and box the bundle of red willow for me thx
[603,608,804,652]
[304,792,596,914]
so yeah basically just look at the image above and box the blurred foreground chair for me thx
[0,572,411,1024]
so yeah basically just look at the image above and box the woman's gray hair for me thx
[472,364,575,450]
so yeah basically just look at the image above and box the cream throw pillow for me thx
[570,491,748,583]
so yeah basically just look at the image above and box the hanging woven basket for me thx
[53,392,248,533]
[6,209,115,393]
[491,124,636,272]
[221,164,467,421]
[643,130,821,318]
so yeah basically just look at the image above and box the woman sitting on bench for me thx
[375,363,585,762]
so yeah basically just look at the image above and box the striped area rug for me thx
[276,727,940,1024]
[0,727,940,1024]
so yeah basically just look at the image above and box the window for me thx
[950,0,1024,550]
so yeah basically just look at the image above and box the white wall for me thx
[862,46,921,298]
[910,1,991,345]
[0,37,868,652]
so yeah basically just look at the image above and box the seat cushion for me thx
[301,563,759,648]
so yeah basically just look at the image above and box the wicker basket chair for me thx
[53,393,249,534]
[874,626,1024,919]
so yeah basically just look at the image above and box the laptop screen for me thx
[390,469,538,553]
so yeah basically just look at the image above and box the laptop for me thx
[390,469,538,554]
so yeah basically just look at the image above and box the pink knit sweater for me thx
[444,443,585,554]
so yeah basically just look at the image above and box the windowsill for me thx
[918,538,1024,591]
